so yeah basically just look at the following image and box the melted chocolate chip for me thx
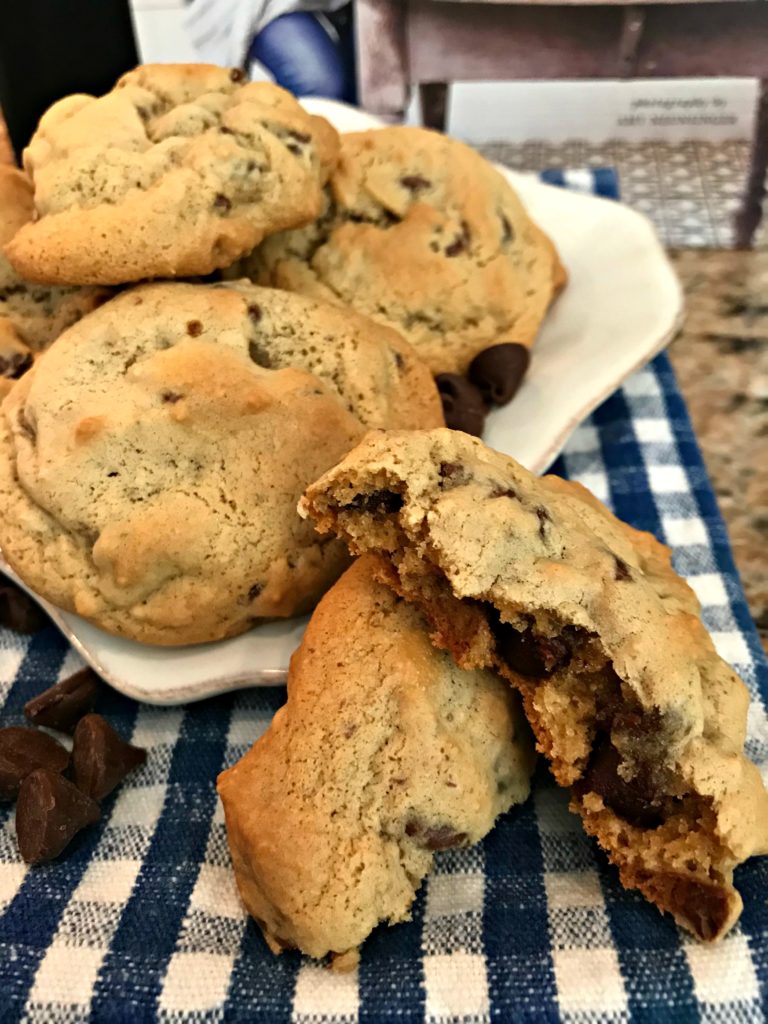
[665,876,732,941]
[213,193,231,211]
[72,714,146,801]
[405,820,467,850]
[0,351,33,379]
[248,341,272,368]
[161,390,183,404]
[24,668,101,734]
[186,319,203,337]
[576,737,666,829]
[614,556,632,581]
[400,175,431,193]
[490,611,571,678]
[16,770,100,864]
[468,344,530,407]
[0,728,69,801]
[0,584,48,634]
[435,374,486,437]
[345,490,403,515]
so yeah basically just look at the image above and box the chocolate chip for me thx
[0,728,69,801]
[0,583,48,634]
[287,129,311,144]
[248,583,263,601]
[0,351,33,379]
[16,769,100,864]
[230,67,245,82]
[213,193,231,211]
[576,737,666,829]
[468,343,530,406]
[186,319,203,337]
[438,461,471,488]
[614,557,632,581]
[161,390,183,404]
[286,143,302,157]
[24,668,102,734]
[490,486,518,500]
[248,303,262,323]
[435,374,486,437]
[248,341,272,368]
[405,820,467,850]
[72,715,146,801]
[664,876,732,941]
[536,506,551,539]
[17,408,36,442]
[444,221,471,257]
[345,490,403,515]
[400,174,431,193]
[500,213,514,244]
[394,351,406,371]
[490,612,571,678]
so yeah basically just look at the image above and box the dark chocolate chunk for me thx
[0,351,33,379]
[614,556,632,581]
[435,374,486,437]
[491,614,571,678]
[24,668,102,734]
[400,174,431,193]
[72,714,146,801]
[213,193,231,211]
[345,490,403,515]
[468,343,530,407]
[0,583,48,634]
[0,728,69,801]
[405,820,467,850]
[577,737,666,829]
[186,319,203,337]
[248,340,272,368]
[16,770,100,864]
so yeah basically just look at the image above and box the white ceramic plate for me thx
[0,100,683,704]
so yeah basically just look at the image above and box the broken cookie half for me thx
[300,428,768,942]
[217,555,534,965]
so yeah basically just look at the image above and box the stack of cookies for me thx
[0,62,563,645]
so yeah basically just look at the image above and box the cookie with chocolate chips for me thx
[0,166,108,394]
[301,428,768,942]
[240,126,565,376]
[4,65,339,285]
[0,281,441,645]
[218,555,534,964]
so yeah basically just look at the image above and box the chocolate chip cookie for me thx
[243,126,565,375]
[301,428,768,941]
[0,282,442,645]
[0,166,108,393]
[4,65,339,285]
[218,555,534,964]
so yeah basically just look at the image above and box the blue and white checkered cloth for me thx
[1,171,766,1023]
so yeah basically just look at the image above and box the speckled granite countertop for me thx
[669,250,767,651]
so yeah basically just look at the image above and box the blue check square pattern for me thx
[0,172,766,1023]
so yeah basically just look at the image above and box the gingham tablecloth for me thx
[1,173,766,1024]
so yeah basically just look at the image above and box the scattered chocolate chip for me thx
[0,351,33,379]
[213,193,231,211]
[161,390,183,404]
[664,876,732,942]
[438,461,471,488]
[0,728,69,801]
[614,556,632,581]
[576,737,667,829]
[287,129,311,144]
[72,715,146,802]
[16,769,100,864]
[444,221,471,257]
[248,583,263,601]
[468,343,530,407]
[0,583,48,634]
[186,319,203,337]
[490,612,571,678]
[248,340,272,368]
[536,506,551,539]
[248,303,262,323]
[435,374,486,437]
[500,213,514,244]
[394,351,406,372]
[106,471,119,478]
[400,174,431,193]
[24,668,102,734]
[405,820,467,850]
[286,143,302,157]
[490,486,518,500]
[17,408,36,442]
[230,67,245,82]
[345,490,403,515]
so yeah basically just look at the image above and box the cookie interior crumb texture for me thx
[0,282,442,645]
[301,428,768,941]
[4,65,340,285]
[218,555,535,962]
[242,125,565,374]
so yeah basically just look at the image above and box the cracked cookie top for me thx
[244,126,565,374]
[0,283,441,645]
[4,65,339,285]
